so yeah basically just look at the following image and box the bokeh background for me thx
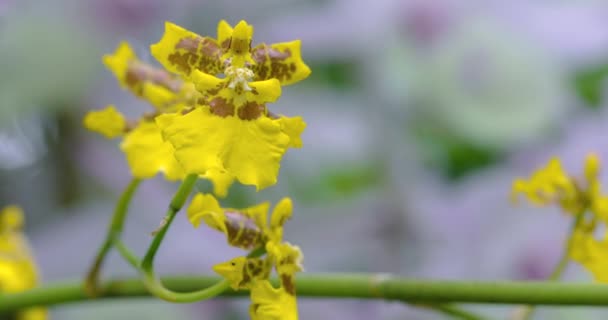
[2,0,608,319]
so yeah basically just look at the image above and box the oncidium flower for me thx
[511,154,608,219]
[187,194,302,319]
[0,206,47,320]
[152,20,309,190]
[512,154,608,282]
[84,42,234,196]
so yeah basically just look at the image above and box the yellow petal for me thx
[104,42,189,109]
[229,20,254,68]
[120,121,185,180]
[201,167,235,198]
[248,79,282,104]
[213,256,270,290]
[151,21,223,78]
[186,193,226,232]
[217,20,233,48]
[585,153,601,183]
[266,241,303,279]
[191,69,224,92]
[277,116,306,148]
[83,105,126,139]
[213,257,247,290]
[242,202,271,231]
[103,41,135,89]
[250,280,299,320]
[252,40,311,86]
[270,197,293,231]
[157,108,290,190]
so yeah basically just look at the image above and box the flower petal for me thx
[227,20,254,68]
[250,280,298,319]
[217,20,233,49]
[201,168,235,198]
[187,193,226,231]
[120,121,184,180]
[276,115,306,148]
[83,105,126,139]
[156,108,290,190]
[151,22,224,78]
[252,40,311,86]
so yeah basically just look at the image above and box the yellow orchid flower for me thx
[0,206,48,320]
[511,154,604,217]
[151,20,311,86]
[151,20,308,190]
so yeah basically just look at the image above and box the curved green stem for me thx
[141,247,266,302]
[85,178,141,296]
[140,174,197,271]
[8,274,608,313]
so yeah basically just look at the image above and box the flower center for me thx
[225,66,254,91]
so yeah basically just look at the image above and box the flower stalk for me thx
[85,178,141,296]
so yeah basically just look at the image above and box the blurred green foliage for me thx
[307,60,360,91]
[573,61,608,108]
[289,162,385,205]
[412,124,502,180]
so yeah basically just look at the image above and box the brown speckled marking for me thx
[124,62,183,95]
[281,274,296,295]
[252,45,294,82]
[224,211,263,249]
[209,97,235,117]
[238,102,265,120]
[167,37,222,75]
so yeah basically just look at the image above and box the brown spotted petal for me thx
[252,41,311,86]
[151,22,224,78]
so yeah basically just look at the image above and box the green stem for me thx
[114,240,140,269]
[516,210,586,320]
[141,247,266,302]
[85,178,141,296]
[548,212,584,281]
[8,274,608,313]
[140,174,197,272]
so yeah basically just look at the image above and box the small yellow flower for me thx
[249,280,298,320]
[186,193,293,249]
[511,154,604,216]
[0,206,47,320]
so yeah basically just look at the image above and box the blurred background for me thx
[2,0,608,319]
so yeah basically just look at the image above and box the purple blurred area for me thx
[2,0,608,319]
